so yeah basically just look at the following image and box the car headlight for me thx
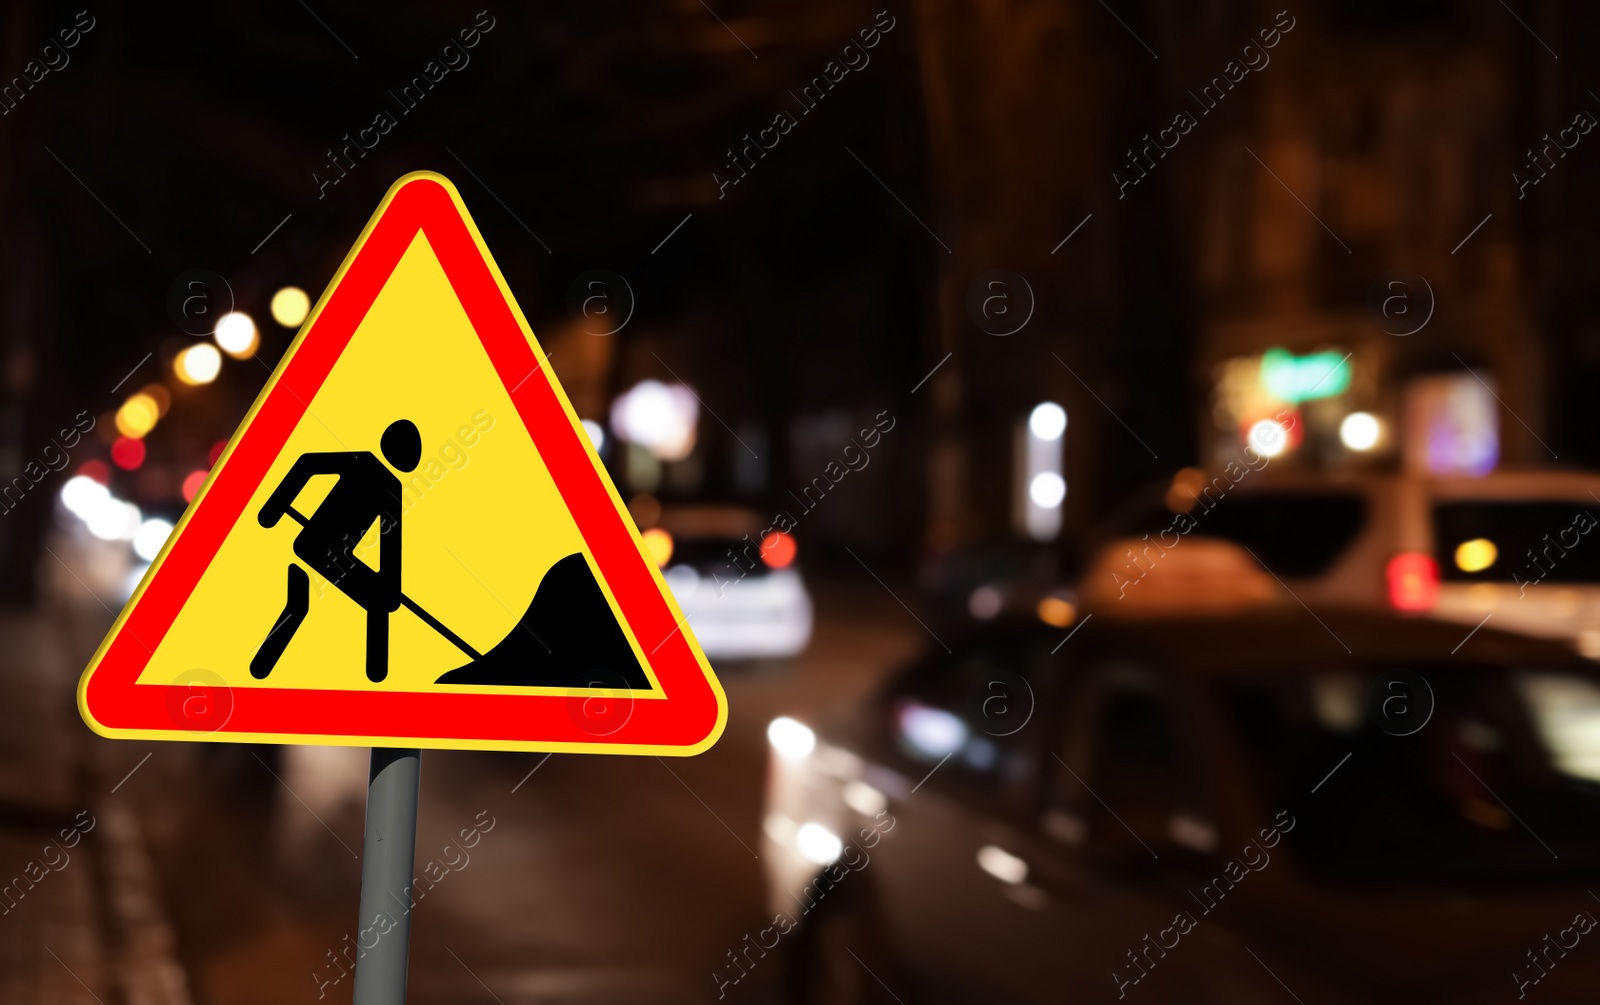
[977,844,1028,884]
[767,716,815,760]
[795,822,843,864]
[842,779,887,816]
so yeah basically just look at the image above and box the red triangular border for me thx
[79,174,725,754]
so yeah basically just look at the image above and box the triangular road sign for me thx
[78,172,726,755]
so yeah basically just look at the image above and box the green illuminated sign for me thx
[1260,348,1350,403]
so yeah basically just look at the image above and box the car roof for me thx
[1225,469,1600,498]
[658,505,766,537]
[954,609,1590,676]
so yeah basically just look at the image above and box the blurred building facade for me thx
[3,1,1600,601]
[910,0,1600,561]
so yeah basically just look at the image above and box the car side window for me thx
[882,636,1053,801]
[1045,662,1214,859]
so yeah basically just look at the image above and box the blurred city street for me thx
[3,566,918,1005]
[14,3,1600,1003]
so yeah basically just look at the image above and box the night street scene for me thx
[8,2,1600,1003]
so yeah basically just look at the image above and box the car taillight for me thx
[1387,552,1439,612]
[760,531,796,569]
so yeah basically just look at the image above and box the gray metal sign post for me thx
[352,747,421,1005]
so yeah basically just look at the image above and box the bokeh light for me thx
[1455,538,1498,573]
[60,475,109,517]
[1028,402,1067,441]
[115,393,160,438]
[175,343,222,385]
[760,530,797,569]
[795,822,843,865]
[610,380,698,461]
[1247,418,1289,458]
[110,436,146,470]
[214,311,259,358]
[68,483,140,541]
[968,585,1003,620]
[1036,596,1075,627]
[767,716,815,760]
[1165,467,1207,513]
[182,469,208,502]
[270,286,310,327]
[1386,552,1440,612]
[1340,411,1382,451]
[133,518,174,562]
[87,499,141,541]
[1028,471,1066,508]
[641,527,674,567]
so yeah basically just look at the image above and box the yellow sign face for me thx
[79,173,726,753]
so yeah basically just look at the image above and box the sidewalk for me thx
[0,604,192,1005]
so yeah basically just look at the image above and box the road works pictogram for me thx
[78,173,725,754]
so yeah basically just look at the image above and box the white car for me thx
[1085,470,1600,651]
[651,506,813,660]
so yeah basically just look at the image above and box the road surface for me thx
[10,565,921,1005]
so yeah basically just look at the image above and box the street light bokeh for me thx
[214,311,259,358]
[270,286,310,327]
[175,343,222,384]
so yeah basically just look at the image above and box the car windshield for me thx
[1221,663,1600,887]
[1434,500,1600,583]
[1192,493,1367,577]
[669,536,772,580]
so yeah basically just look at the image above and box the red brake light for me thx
[760,531,797,569]
[110,436,146,470]
[1386,552,1439,612]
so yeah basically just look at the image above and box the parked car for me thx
[650,505,813,660]
[1084,470,1600,651]
[763,608,1600,1004]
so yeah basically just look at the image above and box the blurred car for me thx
[1091,470,1600,650]
[762,608,1600,1004]
[650,505,813,660]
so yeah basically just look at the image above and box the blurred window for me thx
[1517,673,1600,782]
[1070,664,1210,858]
[1221,665,1600,886]
[883,634,1054,801]
[1196,493,1367,577]
[1434,501,1600,583]
[1094,679,1182,810]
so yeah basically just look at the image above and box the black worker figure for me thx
[251,419,421,683]
[247,416,651,691]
